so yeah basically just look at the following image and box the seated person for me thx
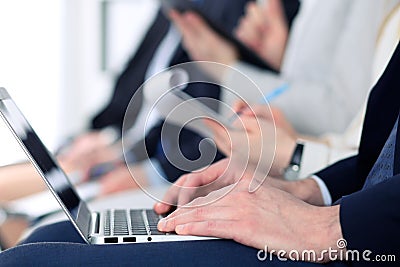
[170,0,398,136]
[62,0,300,189]
[0,0,300,202]
[93,0,399,195]
[61,0,397,195]
[203,1,400,179]
[2,40,400,267]
[0,0,299,248]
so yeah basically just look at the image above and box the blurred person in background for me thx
[0,0,300,202]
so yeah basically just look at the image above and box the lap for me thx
[1,221,349,267]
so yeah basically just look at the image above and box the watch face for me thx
[284,165,300,181]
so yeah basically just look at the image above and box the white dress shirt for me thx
[222,0,398,136]
[310,3,400,205]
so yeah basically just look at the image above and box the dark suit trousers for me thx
[0,221,350,267]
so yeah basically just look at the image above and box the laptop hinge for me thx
[90,212,100,235]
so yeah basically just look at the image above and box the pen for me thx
[228,83,290,124]
[261,83,290,104]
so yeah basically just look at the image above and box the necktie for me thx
[363,118,399,190]
[92,10,171,130]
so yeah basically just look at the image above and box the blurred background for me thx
[0,0,158,165]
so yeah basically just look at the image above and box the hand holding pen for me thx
[228,83,290,124]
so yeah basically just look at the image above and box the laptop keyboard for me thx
[104,209,165,236]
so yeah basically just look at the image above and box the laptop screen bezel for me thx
[0,87,92,243]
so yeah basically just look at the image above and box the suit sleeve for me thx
[316,156,365,203]
[339,174,400,260]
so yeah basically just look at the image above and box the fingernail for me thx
[176,224,185,233]
[158,218,167,230]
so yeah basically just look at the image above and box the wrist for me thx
[270,136,296,177]
[312,205,344,263]
[289,178,325,206]
[281,138,297,168]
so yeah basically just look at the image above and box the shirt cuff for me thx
[310,175,332,206]
[298,140,330,178]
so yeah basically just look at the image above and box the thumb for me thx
[264,0,286,24]
[233,116,261,133]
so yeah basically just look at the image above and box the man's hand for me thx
[154,158,326,215]
[204,114,296,177]
[233,101,297,137]
[169,10,239,80]
[157,180,343,262]
[154,158,252,214]
[236,0,289,70]
[98,164,147,196]
[59,131,120,177]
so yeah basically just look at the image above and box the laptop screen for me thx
[0,88,91,241]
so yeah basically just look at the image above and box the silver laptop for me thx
[0,87,212,244]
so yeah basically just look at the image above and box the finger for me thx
[176,172,216,206]
[204,119,231,145]
[158,206,235,233]
[265,0,285,21]
[263,0,288,35]
[155,159,231,213]
[169,10,198,41]
[236,3,265,46]
[247,2,265,28]
[236,18,261,49]
[205,119,243,159]
[203,118,227,136]
[177,164,230,206]
[174,184,235,214]
[212,133,232,157]
[233,116,261,133]
[168,9,185,28]
[205,117,255,160]
[175,221,236,240]
[248,104,274,120]
[164,185,234,220]
[154,174,189,214]
[232,100,249,113]
[184,12,211,37]
[191,159,231,184]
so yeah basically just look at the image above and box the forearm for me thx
[313,205,344,263]
[0,163,45,203]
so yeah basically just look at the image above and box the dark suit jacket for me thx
[91,0,300,182]
[317,42,400,263]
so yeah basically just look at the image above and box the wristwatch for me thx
[283,142,304,181]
